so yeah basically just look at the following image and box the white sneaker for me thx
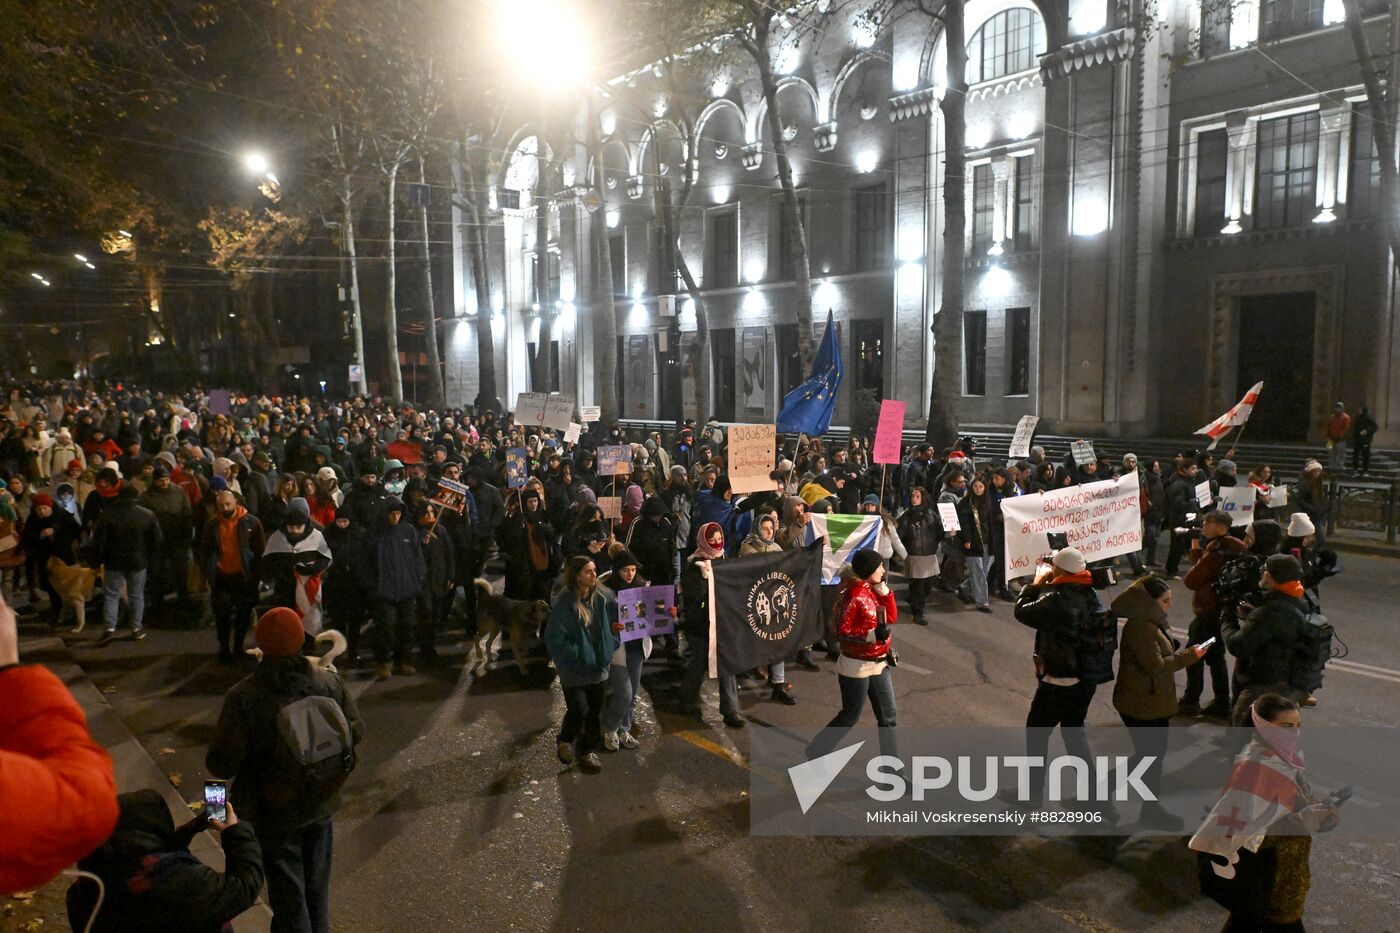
[618,731,639,750]
[602,731,620,752]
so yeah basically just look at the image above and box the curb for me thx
[1327,538,1400,559]
[18,630,273,932]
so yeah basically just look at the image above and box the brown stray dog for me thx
[470,579,549,675]
[46,557,102,634]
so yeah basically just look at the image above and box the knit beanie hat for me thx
[1218,459,1238,474]
[1051,547,1088,574]
[611,548,639,570]
[851,548,883,580]
[1286,512,1316,537]
[1265,553,1303,584]
[209,475,229,492]
[255,607,305,659]
[33,493,54,509]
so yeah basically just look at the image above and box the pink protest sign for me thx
[873,400,906,465]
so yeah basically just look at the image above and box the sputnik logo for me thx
[788,742,864,814]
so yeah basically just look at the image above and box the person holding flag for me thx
[677,523,744,729]
[1196,382,1264,452]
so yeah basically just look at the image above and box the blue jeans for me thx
[603,642,646,733]
[809,668,899,760]
[259,818,334,933]
[103,568,146,633]
[964,554,991,608]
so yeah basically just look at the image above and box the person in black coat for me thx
[626,496,677,587]
[21,492,81,619]
[322,503,372,665]
[955,474,996,611]
[66,789,264,933]
[363,497,427,680]
[413,504,455,666]
[94,485,163,643]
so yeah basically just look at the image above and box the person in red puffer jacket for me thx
[0,593,119,894]
[809,549,899,759]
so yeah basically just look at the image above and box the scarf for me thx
[1276,580,1306,599]
[693,521,724,560]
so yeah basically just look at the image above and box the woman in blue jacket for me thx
[545,555,619,774]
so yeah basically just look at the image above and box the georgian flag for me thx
[802,514,881,585]
[1196,381,1264,451]
[1188,745,1300,878]
[295,572,324,636]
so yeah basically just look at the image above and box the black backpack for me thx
[1290,609,1337,694]
[1076,606,1119,686]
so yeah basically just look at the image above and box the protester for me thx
[94,484,163,644]
[1323,402,1350,471]
[366,497,426,681]
[1180,511,1249,719]
[677,522,744,728]
[199,489,266,663]
[1222,554,1312,726]
[207,608,362,933]
[545,555,619,773]
[895,486,940,625]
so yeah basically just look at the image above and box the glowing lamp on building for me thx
[745,260,765,284]
[983,264,1013,298]
[814,280,838,309]
[892,55,920,92]
[600,111,616,136]
[561,302,577,327]
[629,301,649,327]
[712,184,731,205]
[966,124,992,150]
[606,209,621,229]
[742,288,765,315]
[1070,0,1108,35]
[1009,113,1037,140]
[711,77,729,97]
[897,227,924,264]
[453,322,472,349]
[855,150,879,174]
[1220,219,1242,235]
[852,19,877,49]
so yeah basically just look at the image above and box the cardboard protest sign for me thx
[999,472,1142,583]
[514,392,548,426]
[1220,486,1256,526]
[1007,415,1040,460]
[728,423,777,493]
[579,406,601,422]
[616,585,677,642]
[1195,481,1213,508]
[873,400,906,465]
[564,422,582,444]
[1070,440,1096,467]
[430,477,470,514]
[541,394,575,432]
[505,448,529,488]
[937,502,961,533]
[598,496,623,520]
[598,445,632,476]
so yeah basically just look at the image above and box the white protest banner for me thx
[1267,485,1288,507]
[1070,439,1096,467]
[580,405,601,422]
[1220,486,1256,526]
[999,472,1142,583]
[1007,415,1040,460]
[728,423,777,493]
[514,392,548,427]
[598,496,623,520]
[564,422,582,444]
[1195,481,1213,508]
[597,445,632,476]
[937,502,961,533]
[541,393,576,432]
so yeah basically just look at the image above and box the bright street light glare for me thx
[495,0,592,91]
[73,253,87,263]
[118,229,133,237]
[244,151,271,175]
[84,262,96,270]
[30,272,43,280]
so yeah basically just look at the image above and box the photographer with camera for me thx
[1180,511,1249,718]
[1164,462,1211,578]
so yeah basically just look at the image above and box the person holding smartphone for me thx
[66,788,265,932]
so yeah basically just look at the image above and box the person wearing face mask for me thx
[808,549,899,760]
[381,460,407,496]
[677,522,744,728]
[261,500,334,640]
[1223,554,1312,727]
[198,490,266,663]
[1191,693,1344,931]
[739,511,797,705]
[1111,574,1207,830]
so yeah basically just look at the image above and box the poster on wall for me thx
[742,327,767,416]
[627,335,651,416]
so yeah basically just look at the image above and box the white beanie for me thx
[1051,547,1087,575]
[1287,512,1316,538]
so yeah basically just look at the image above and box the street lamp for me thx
[243,150,281,198]
[30,272,50,286]
[494,0,593,90]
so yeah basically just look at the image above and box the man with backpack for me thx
[1181,510,1249,718]
[1222,554,1314,726]
[207,607,363,933]
[1013,547,1116,808]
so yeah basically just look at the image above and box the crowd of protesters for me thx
[0,380,1354,931]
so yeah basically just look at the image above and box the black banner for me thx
[712,541,824,678]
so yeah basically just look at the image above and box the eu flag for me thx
[777,311,843,435]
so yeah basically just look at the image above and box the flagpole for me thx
[789,433,807,494]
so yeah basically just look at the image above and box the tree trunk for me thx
[748,19,816,375]
[458,148,500,413]
[383,161,405,403]
[927,0,966,445]
[588,104,619,422]
[531,142,555,393]
[1343,0,1400,262]
[671,164,710,431]
[417,154,446,409]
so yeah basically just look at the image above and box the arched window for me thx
[967,8,1046,84]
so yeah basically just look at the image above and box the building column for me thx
[990,155,1010,255]
[1222,112,1251,234]
[1314,104,1346,223]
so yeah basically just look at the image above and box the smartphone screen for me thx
[1198,636,1217,651]
[204,780,227,823]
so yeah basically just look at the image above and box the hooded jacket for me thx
[199,506,265,583]
[206,656,363,828]
[65,790,264,933]
[1111,580,1198,719]
[366,514,426,602]
[140,481,195,551]
[544,587,620,687]
[1222,588,1310,691]
[1013,571,1104,681]
[1183,534,1250,615]
[625,496,676,586]
[94,488,163,572]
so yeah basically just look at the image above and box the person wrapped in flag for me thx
[261,497,333,639]
[1190,693,1345,929]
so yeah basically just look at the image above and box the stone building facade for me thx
[444,0,1400,444]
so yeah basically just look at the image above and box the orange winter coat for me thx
[0,665,119,894]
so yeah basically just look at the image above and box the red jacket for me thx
[386,439,424,465]
[836,578,898,662]
[0,665,119,894]
[1183,535,1249,614]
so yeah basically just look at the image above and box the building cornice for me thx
[1040,28,1137,81]
[1165,218,1373,251]
[888,87,941,122]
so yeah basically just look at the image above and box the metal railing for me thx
[1327,478,1399,545]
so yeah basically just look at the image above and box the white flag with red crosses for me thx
[1195,381,1264,451]
[1189,746,1300,878]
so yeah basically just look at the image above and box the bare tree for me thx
[1343,0,1400,263]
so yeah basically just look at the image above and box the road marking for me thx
[673,728,750,770]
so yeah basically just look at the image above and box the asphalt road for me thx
[43,553,1400,932]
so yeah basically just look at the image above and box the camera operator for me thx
[1180,511,1248,718]
[1164,461,1211,577]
